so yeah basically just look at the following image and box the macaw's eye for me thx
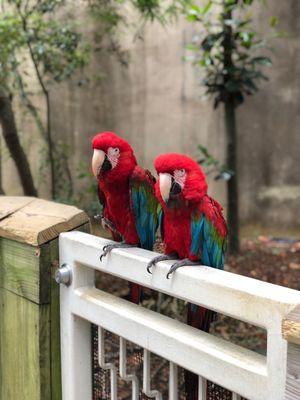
[107,147,120,169]
[176,169,185,177]
[107,147,120,156]
[173,168,186,188]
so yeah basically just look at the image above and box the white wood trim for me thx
[60,232,300,327]
[143,349,162,399]
[232,393,242,400]
[198,376,207,400]
[59,232,300,400]
[98,327,117,400]
[71,286,266,400]
[169,362,178,400]
[119,337,139,400]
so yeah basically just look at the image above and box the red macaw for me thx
[148,153,227,400]
[91,131,160,303]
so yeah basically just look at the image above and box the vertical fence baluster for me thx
[232,393,242,400]
[98,326,117,400]
[169,362,178,400]
[143,349,163,399]
[198,376,207,400]
[119,337,139,400]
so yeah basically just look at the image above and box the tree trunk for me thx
[0,136,4,194]
[223,1,240,253]
[0,93,37,196]
[19,11,55,198]
[225,99,239,254]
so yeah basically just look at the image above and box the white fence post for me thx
[198,376,207,400]
[119,337,139,400]
[59,240,94,400]
[169,362,178,400]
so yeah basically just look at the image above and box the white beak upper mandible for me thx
[92,149,106,177]
[159,173,172,203]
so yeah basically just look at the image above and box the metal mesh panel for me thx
[206,382,232,400]
[92,324,247,400]
[93,324,111,400]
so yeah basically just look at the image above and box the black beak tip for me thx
[101,155,112,172]
[170,181,182,196]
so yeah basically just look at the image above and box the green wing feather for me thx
[190,205,227,269]
[129,166,161,250]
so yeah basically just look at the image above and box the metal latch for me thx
[55,263,72,286]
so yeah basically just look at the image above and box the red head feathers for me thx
[91,131,137,183]
[154,153,208,205]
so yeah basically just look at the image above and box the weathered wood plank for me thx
[0,289,51,400]
[284,343,300,400]
[0,210,90,400]
[282,305,300,346]
[49,238,62,400]
[0,222,90,305]
[0,238,47,304]
[0,196,34,220]
[283,305,300,399]
[0,197,89,246]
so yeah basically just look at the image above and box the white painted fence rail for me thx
[58,231,300,400]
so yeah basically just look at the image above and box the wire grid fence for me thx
[92,324,248,400]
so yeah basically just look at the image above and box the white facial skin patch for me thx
[107,147,120,169]
[173,169,186,188]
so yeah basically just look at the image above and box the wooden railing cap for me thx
[0,196,89,246]
[282,304,300,346]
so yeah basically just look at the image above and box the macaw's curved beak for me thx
[92,149,112,178]
[159,173,172,203]
[159,172,182,204]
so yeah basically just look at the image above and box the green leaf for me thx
[185,43,199,51]
[250,56,272,66]
[270,16,278,27]
[186,13,199,22]
[225,80,241,93]
[201,1,212,15]
[201,32,222,51]
[234,91,244,106]
[243,79,258,92]
[189,4,201,14]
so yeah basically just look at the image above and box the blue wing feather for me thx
[191,211,226,270]
[129,167,160,251]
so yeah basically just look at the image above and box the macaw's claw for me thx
[100,242,135,262]
[146,260,154,274]
[147,253,178,274]
[166,259,198,279]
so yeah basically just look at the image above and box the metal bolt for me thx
[55,263,72,286]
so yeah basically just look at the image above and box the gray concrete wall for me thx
[1,1,300,231]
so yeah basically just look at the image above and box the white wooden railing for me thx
[58,231,300,400]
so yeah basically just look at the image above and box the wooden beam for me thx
[283,305,300,400]
[0,195,90,400]
[282,305,300,346]
[0,289,51,400]
[0,196,34,220]
[284,343,300,400]
[0,238,50,304]
[0,196,89,246]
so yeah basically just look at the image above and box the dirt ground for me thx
[227,236,300,290]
